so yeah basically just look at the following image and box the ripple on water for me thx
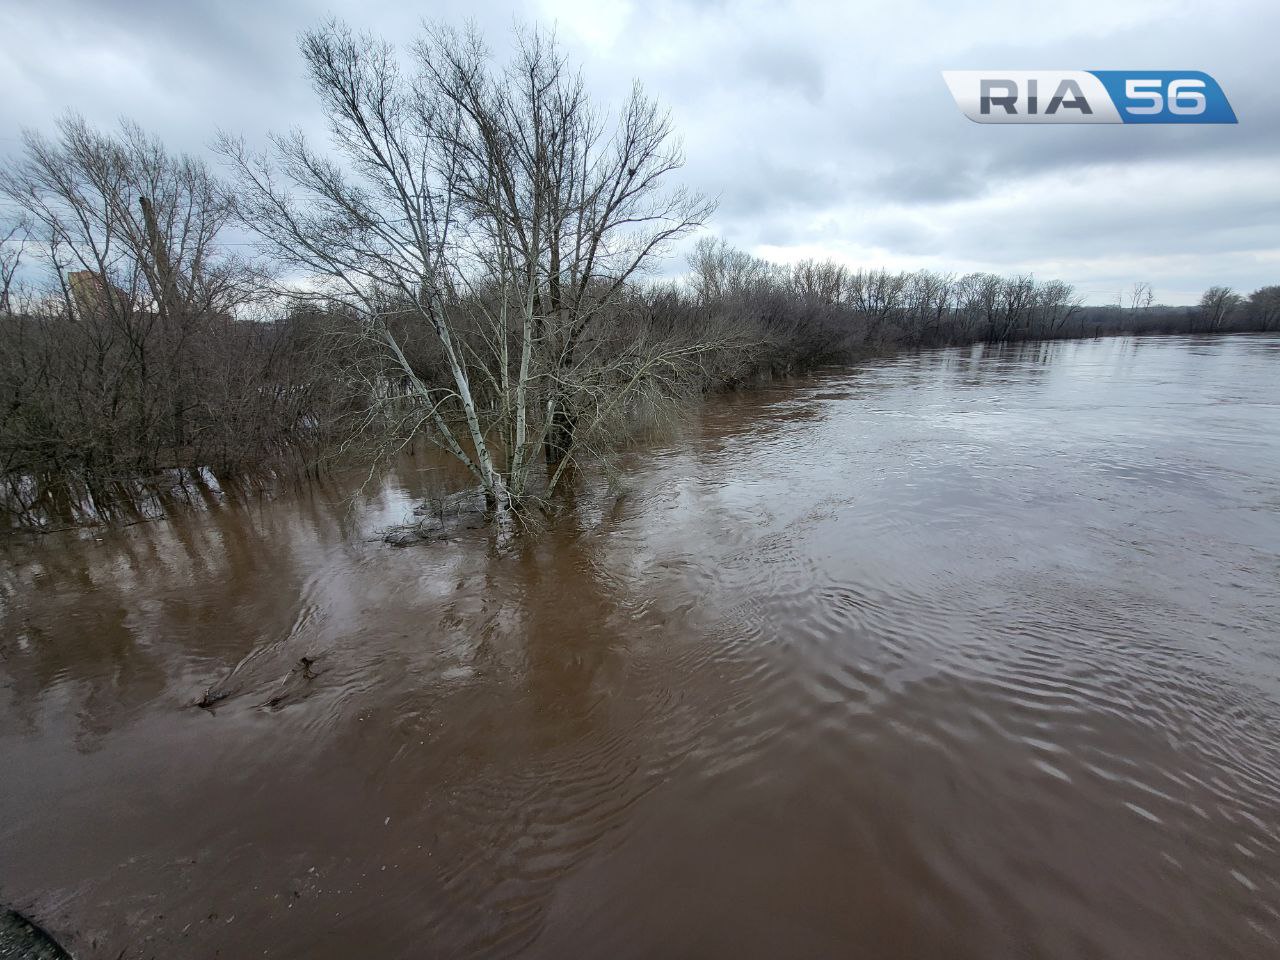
[2,335,1279,958]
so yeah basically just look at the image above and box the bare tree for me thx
[1246,285,1280,331]
[846,268,907,342]
[219,20,716,513]
[1033,279,1083,337]
[0,220,25,313]
[688,236,776,303]
[901,270,954,345]
[0,116,321,525]
[1199,285,1242,332]
[1127,281,1154,313]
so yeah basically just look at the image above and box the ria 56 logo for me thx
[943,71,1237,123]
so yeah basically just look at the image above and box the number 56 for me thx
[1126,78,1207,115]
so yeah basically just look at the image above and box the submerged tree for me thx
[219,20,718,512]
[0,116,320,524]
[1199,285,1242,332]
[1246,285,1280,331]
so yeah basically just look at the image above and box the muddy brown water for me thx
[2,335,1279,959]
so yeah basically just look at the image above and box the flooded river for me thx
[2,335,1279,959]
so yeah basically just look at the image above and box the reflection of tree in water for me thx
[519,522,619,739]
[0,448,757,955]
[0,486,352,751]
[0,580,154,752]
[290,493,706,956]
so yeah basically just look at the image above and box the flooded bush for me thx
[2,40,1278,531]
[0,119,341,528]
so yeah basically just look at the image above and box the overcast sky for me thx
[2,0,1276,304]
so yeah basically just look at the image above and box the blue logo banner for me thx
[1088,71,1237,124]
[942,71,1237,124]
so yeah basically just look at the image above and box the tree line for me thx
[2,20,1277,528]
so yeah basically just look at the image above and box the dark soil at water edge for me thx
[0,910,72,960]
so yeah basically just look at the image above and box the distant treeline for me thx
[664,241,1280,379]
[1,22,1277,528]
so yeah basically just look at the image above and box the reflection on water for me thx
[2,335,1279,959]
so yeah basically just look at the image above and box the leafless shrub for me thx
[0,117,335,527]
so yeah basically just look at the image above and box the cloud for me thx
[1,0,1275,303]
[738,40,825,104]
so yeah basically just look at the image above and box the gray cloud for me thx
[738,40,825,103]
[1,0,1275,303]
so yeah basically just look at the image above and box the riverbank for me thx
[5,326,1278,537]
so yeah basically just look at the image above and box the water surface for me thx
[2,335,1279,958]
